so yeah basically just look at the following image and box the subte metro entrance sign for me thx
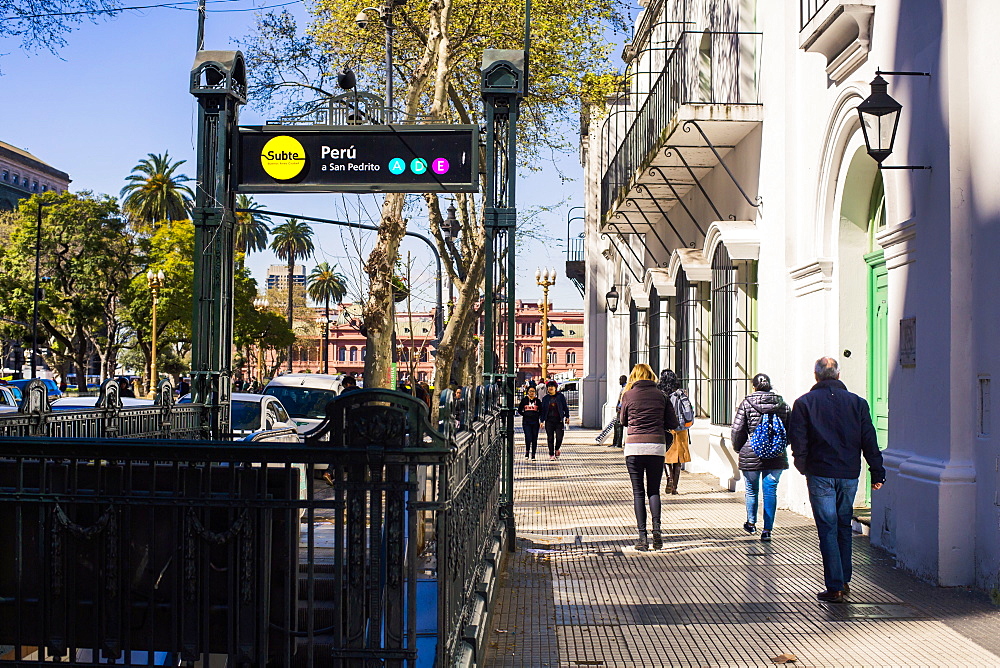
[236,125,479,193]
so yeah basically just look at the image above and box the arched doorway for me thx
[836,145,888,506]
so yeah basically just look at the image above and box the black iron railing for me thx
[566,237,585,263]
[0,386,505,666]
[0,379,202,440]
[800,0,830,31]
[599,30,761,223]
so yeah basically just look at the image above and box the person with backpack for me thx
[731,373,791,542]
[657,370,694,494]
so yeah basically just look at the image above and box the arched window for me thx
[337,347,347,362]
[548,350,557,365]
[566,350,577,365]
[420,349,428,362]
[675,267,709,416]
[349,347,358,362]
[522,347,533,364]
[361,346,366,360]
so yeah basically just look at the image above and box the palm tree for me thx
[234,194,272,255]
[270,218,315,371]
[307,262,349,374]
[120,152,194,231]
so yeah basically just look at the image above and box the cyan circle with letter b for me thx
[410,158,428,175]
[389,158,406,175]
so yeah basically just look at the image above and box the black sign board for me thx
[236,125,479,193]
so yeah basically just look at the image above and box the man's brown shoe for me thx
[816,589,845,603]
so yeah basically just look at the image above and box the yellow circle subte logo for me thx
[260,136,306,180]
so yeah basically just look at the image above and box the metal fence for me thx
[0,386,505,666]
[600,30,761,222]
[800,0,829,31]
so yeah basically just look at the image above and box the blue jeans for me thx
[806,475,859,592]
[743,469,783,531]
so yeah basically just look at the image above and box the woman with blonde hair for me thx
[618,363,680,550]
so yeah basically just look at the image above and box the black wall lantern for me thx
[857,69,931,170]
[605,286,620,314]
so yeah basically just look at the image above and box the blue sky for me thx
[0,1,599,310]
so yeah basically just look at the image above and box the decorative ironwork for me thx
[675,268,709,414]
[801,0,830,30]
[600,30,762,222]
[0,386,504,666]
[710,244,758,426]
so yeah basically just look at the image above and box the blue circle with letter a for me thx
[389,158,406,175]
[410,158,428,175]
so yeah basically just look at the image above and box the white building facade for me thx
[581,0,999,589]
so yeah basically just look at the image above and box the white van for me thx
[263,373,345,435]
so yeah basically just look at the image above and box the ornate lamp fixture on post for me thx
[535,268,556,381]
[146,269,165,397]
[253,296,269,386]
[857,69,931,170]
[355,0,407,123]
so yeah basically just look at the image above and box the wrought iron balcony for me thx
[801,0,830,31]
[598,30,762,246]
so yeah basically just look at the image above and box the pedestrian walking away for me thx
[731,373,791,542]
[539,380,570,459]
[619,363,680,551]
[656,369,693,493]
[517,385,542,459]
[595,375,627,446]
[788,357,885,603]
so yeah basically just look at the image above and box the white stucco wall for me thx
[582,0,1000,589]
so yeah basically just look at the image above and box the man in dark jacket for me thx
[539,381,570,459]
[788,357,885,603]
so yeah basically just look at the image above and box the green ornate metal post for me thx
[481,50,524,552]
[189,51,246,436]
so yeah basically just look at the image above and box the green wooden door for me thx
[864,250,889,505]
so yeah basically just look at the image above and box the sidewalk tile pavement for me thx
[483,427,1000,667]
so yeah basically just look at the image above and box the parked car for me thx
[263,374,346,435]
[0,384,20,408]
[178,392,297,439]
[8,378,62,400]
[51,396,155,410]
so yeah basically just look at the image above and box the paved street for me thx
[483,427,1000,668]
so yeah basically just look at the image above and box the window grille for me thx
[648,287,660,374]
[675,269,709,415]
[628,300,649,369]
[710,244,758,426]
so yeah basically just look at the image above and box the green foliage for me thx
[270,218,315,263]
[0,191,132,368]
[307,262,348,307]
[0,0,122,59]
[120,152,194,232]
[234,194,272,254]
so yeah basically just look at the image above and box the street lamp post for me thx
[535,268,556,381]
[356,0,406,123]
[253,296,270,386]
[146,269,165,396]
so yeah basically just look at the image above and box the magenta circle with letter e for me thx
[432,158,450,175]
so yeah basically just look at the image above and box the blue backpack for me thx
[748,412,787,459]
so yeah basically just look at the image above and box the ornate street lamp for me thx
[146,269,165,396]
[355,0,407,123]
[253,296,269,386]
[605,286,620,314]
[535,268,556,381]
[857,70,931,170]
